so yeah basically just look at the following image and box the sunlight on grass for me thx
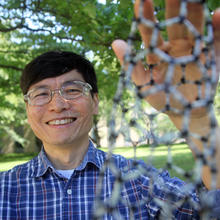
[102,144,191,161]
[0,153,36,172]
[0,161,29,172]
[101,143,194,181]
[110,145,190,157]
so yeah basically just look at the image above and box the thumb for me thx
[111,39,129,66]
[112,39,148,86]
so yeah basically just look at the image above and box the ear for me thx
[92,93,99,115]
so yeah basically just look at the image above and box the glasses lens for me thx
[62,81,87,100]
[29,88,51,106]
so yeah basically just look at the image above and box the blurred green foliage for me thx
[0,0,219,151]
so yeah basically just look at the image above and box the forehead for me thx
[29,70,85,90]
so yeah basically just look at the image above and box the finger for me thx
[165,0,188,40]
[213,8,220,73]
[112,39,149,86]
[165,0,204,42]
[186,2,204,44]
[134,0,164,48]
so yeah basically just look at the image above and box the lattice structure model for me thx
[94,0,218,219]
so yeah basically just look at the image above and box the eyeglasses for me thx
[24,80,92,106]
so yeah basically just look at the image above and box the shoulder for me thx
[94,147,139,169]
[95,147,157,185]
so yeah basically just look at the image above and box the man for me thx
[0,0,220,219]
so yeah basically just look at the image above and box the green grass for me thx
[0,143,194,181]
[0,153,37,172]
[102,143,194,181]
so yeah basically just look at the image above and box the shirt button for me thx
[67,189,72,195]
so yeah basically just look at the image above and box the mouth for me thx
[47,118,77,125]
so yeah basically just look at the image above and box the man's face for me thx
[25,70,99,148]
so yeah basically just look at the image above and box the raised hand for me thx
[112,0,220,189]
[112,0,220,124]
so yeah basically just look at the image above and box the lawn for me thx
[102,143,194,181]
[0,152,37,172]
[0,143,194,181]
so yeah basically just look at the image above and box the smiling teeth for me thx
[48,118,74,125]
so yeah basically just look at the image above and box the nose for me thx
[48,90,70,112]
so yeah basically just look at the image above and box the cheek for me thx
[27,108,43,128]
[75,98,97,116]
[79,105,93,120]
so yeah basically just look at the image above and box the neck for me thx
[43,138,90,170]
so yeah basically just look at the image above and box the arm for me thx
[112,0,220,189]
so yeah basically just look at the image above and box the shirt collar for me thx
[34,140,104,178]
[75,140,104,171]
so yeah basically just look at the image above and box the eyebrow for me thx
[28,85,49,92]
[30,80,85,91]
[62,80,85,85]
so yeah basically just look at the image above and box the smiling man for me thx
[22,61,99,170]
[1,0,220,219]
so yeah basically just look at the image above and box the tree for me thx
[0,0,219,151]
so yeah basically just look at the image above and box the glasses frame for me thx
[24,80,92,106]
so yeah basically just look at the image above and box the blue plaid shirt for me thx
[0,141,219,219]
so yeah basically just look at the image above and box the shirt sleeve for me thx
[207,189,220,219]
[137,161,200,219]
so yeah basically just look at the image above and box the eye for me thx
[64,86,82,95]
[30,89,50,99]
[66,88,81,93]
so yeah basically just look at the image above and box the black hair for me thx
[20,51,98,95]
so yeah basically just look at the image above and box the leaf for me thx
[119,0,128,9]
[207,0,220,11]
[83,3,97,19]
